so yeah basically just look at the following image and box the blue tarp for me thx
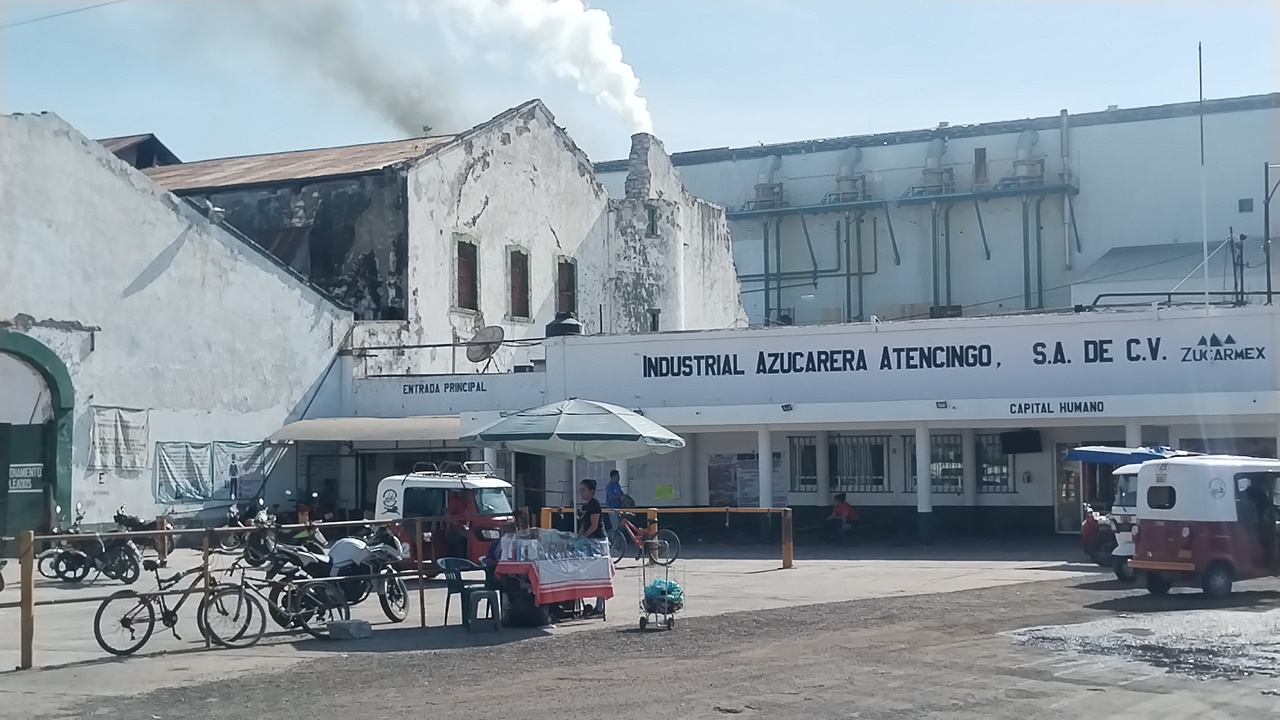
[1065,446,1200,464]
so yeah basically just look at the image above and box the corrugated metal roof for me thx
[144,135,457,192]
[98,134,154,153]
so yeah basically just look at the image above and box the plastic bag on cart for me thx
[643,578,684,613]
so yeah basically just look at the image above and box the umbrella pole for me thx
[572,454,579,535]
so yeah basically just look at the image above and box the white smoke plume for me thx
[413,0,654,135]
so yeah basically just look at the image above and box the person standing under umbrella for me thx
[577,478,607,618]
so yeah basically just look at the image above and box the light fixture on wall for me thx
[1023,470,1033,484]
[935,401,949,409]
[780,404,794,412]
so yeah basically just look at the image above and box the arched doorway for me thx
[0,331,74,544]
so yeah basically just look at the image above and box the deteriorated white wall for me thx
[0,112,353,524]
[598,103,1280,325]
[368,104,746,376]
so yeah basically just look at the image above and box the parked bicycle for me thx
[216,555,351,640]
[608,511,681,566]
[92,559,264,657]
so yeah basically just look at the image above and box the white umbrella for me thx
[460,398,685,532]
[459,398,685,462]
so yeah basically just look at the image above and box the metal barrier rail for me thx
[538,506,795,569]
[2,512,504,670]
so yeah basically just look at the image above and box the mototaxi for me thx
[1108,463,1141,582]
[1130,455,1280,598]
[374,461,516,569]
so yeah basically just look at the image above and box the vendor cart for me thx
[492,529,614,626]
[639,561,683,630]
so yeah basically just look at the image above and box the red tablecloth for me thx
[495,557,615,606]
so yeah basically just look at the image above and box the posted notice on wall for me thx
[89,406,150,471]
[155,442,212,503]
[155,441,287,503]
[708,453,786,508]
[212,441,287,501]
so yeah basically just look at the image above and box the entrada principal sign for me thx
[641,332,1267,379]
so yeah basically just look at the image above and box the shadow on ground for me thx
[1085,589,1280,614]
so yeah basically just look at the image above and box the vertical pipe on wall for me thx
[761,219,771,324]
[943,203,954,307]
[1021,196,1031,309]
[1265,162,1273,305]
[843,214,853,322]
[882,203,902,265]
[774,218,784,318]
[930,202,940,309]
[856,211,866,321]
[1061,108,1073,271]
[972,200,992,260]
[1035,195,1046,309]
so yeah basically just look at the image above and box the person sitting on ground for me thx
[828,493,859,541]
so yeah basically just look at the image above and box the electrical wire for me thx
[0,0,128,30]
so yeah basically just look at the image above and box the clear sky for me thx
[2,0,1276,163]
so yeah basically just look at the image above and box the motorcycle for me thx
[1081,502,1118,567]
[260,535,344,630]
[220,498,265,552]
[53,510,141,585]
[38,504,84,579]
[114,505,175,559]
[277,490,331,550]
[327,525,410,622]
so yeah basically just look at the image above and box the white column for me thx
[483,447,499,474]
[915,424,934,542]
[961,427,978,515]
[680,433,697,505]
[816,430,832,505]
[758,427,774,508]
[1125,421,1143,448]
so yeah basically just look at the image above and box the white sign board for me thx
[556,311,1275,410]
[7,464,43,494]
[89,406,150,471]
[352,372,548,418]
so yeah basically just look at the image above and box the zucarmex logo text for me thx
[1180,334,1266,363]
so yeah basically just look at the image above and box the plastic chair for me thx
[437,557,488,627]
[467,589,501,632]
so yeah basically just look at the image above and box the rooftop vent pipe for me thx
[1015,129,1040,177]
[837,147,863,179]
[757,155,782,185]
[924,138,947,170]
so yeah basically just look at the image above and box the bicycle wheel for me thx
[608,530,627,565]
[93,590,156,656]
[266,582,294,629]
[379,573,408,623]
[299,583,350,640]
[200,586,267,649]
[653,529,681,566]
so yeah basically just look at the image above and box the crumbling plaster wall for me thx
[183,173,408,321]
[0,112,352,524]
[401,102,614,375]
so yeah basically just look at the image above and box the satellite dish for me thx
[466,325,505,370]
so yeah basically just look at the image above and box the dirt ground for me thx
[27,575,1280,720]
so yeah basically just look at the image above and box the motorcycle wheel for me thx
[266,583,295,629]
[379,573,408,623]
[54,553,90,584]
[109,551,141,585]
[299,584,350,640]
[219,532,243,551]
[38,551,59,580]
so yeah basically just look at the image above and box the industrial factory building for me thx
[594,92,1280,326]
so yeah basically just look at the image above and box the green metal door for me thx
[1,422,52,546]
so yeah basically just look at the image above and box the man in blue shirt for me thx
[605,469,624,532]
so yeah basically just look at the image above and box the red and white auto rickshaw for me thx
[1130,455,1280,598]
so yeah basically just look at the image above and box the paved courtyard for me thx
[10,541,1280,719]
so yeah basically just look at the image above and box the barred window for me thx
[904,434,964,494]
[832,435,890,492]
[976,434,1015,493]
[788,436,820,492]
